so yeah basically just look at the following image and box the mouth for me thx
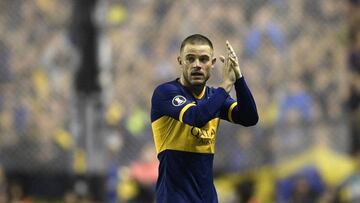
[191,72,204,77]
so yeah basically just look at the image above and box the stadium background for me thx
[0,0,359,202]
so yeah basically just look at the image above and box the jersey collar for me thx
[192,86,206,99]
[175,78,206,99]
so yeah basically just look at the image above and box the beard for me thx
[188,72,209,86]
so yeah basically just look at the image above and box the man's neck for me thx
[190,85,205,97]
[179,77,205,97]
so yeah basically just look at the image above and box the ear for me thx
[211,57,216,67]
[177,56,182,65]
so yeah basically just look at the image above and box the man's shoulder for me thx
[206,86,219,94]
[154,79,181,94]
[206,86,217,91]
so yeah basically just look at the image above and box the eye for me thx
[186,56,195,63]
[199,56,210,63]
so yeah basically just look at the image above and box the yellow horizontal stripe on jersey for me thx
[228,102,238,123]
[179,103,196,122]
[151,116,220,154]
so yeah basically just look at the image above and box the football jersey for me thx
[151,77,258,203]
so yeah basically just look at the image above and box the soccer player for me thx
[150,34,258,203]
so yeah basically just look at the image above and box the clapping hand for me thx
[219,40,242,92]
[220,41,242,79]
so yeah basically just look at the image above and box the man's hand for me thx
[225,40,242,79]
[219,40,242,92]
[219,53,236,92]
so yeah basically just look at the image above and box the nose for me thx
[193,59,201,68]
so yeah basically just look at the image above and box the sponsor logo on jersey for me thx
[191,127,216,144]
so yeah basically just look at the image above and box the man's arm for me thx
[151,84,229,128]
[220,41,258,126]
[229,77,258,126]
[181,88,229,127]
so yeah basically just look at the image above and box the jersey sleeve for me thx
[220,77,259,126]
[151,83,229,128]
[151,83,194,122]
[220,96,238,122]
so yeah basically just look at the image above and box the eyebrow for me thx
[185,54,210,57]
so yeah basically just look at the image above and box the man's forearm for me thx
[231,77,258,126]
[182,88,229,128]
[220,80,234,93]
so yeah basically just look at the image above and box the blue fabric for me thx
[151,77,258,202]
[156,150,217,203]
[151,78,258,127]
[231,77,259,126]
[151,79,229,128]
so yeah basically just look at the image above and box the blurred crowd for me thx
[0,0,78,202]
[104,0,360,202]
[0,0,359,202]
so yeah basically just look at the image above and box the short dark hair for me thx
[180,34,213,53]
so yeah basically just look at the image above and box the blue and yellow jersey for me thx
[151,77,258,203]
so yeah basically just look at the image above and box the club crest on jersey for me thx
[172,95,186,106]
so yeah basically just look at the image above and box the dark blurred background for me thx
[0,0,359,202]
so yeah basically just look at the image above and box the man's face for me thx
[178,44,216,87]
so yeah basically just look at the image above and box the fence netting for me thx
[0,0,359,202]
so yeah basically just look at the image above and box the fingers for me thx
[219,55,225,63]
[226,40,238,60]
[226,41,238,71]
[220,53,236,70]
[228,56,238,66]
[221,40,240,69]
[219,55,230,69]
[226,40,242,78]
